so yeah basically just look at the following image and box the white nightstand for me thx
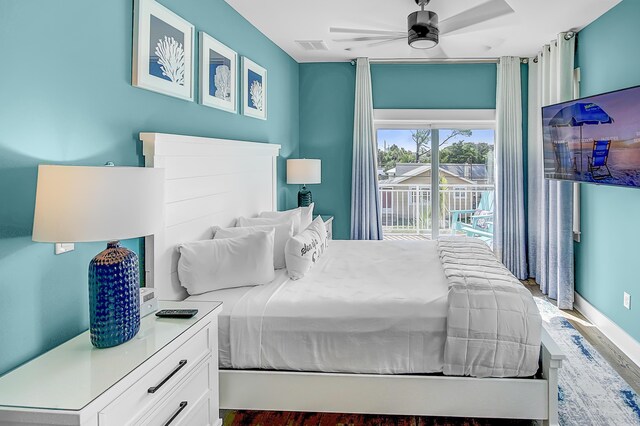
[0,301,222,426]
[318,215,334,240]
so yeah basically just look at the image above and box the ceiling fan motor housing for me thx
[408,10,439,49]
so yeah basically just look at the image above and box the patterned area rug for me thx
[535,298,640,425]
[223,298,640,426]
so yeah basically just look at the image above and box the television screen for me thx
[542,85,640,188]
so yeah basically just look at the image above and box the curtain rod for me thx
[350,58,531,65]
[364,58,499,65]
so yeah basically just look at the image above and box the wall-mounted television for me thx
[542,85,640,188]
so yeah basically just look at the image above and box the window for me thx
[374,110,496,245]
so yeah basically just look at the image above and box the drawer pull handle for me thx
[148,360,187,394]
[164,401,188,426]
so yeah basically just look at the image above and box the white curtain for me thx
[495,57,527,279]
[528,34,575,309]
[350,57,382,240]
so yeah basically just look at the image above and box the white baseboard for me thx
[574,293,640,368]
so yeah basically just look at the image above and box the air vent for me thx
[295,40,329,51]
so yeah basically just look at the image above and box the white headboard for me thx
[140,132,281,300]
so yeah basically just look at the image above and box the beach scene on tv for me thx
[542,85,640,188]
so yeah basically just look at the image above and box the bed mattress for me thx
[186,275,281,368]
[188,239,449,374]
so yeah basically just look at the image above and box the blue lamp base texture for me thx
[88,241,140,348]
[298,185,313,207]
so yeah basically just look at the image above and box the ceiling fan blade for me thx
[427,44,448,58]
[345,37,405,51]
[333,36,403,43]
[439,0,514,35]
[330,27,406,36]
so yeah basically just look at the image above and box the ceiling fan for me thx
[330,0,514,56]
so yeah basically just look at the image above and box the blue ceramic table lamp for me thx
[287,159,321,207]
[32,165,164,348]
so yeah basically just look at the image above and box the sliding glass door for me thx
[377,127,495,246]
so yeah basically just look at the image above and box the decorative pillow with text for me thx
[284,217,327,280]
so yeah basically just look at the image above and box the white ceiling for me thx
[224,0,621,62]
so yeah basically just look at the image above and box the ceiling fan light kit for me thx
[408,10,438,49]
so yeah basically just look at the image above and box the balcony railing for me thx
[379,184,495,238]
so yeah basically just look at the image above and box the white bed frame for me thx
[141,132,565,425]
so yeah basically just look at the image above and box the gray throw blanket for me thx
[438,237,542,377]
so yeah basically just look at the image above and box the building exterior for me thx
[379,163,493,233]
[380,163,490,184]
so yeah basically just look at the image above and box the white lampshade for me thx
[32,165,164,243]
[287,159,321,185]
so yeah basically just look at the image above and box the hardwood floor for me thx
[522,279,640,395]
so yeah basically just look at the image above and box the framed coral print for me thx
[242,57,267,120]
[199,32,237,113]
[132,0,194,101]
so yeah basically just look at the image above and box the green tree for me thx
[378,130,477,173]
[411,129,473,163]
[378,144,414,171]
[411,129,431,162]
[440,142,492,164]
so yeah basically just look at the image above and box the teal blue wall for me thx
[299,63,356,240]
[0,0,299,375]
[575,0,640,342]
[299,63,498,239]
[371,63,497,109]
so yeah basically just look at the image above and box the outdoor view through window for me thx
[377,128,495,246]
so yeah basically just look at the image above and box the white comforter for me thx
[216,238,540,377]
[438,237,542,377]
[229,240,449,374]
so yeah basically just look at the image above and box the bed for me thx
[141,132,564,425]
[189,239,449,374]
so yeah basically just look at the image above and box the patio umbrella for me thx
[548,102,614,173]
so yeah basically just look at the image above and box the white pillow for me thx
[284,219,327,280]
[260,203,314,232]
[237,214,301,235]
[306,216,328,250]
[302,203,314,229]
[213,222,293,270]
[177,230,275,295]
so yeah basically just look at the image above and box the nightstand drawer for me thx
[138,360,211,426]
[179,395,212,426]
[99,323,211,425]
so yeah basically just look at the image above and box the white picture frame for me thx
[199,32,237,113]
[242,57,267,120]
[132,0,194,102]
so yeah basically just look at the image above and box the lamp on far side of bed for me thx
[287,159,321,207]
[32,165,164,349]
